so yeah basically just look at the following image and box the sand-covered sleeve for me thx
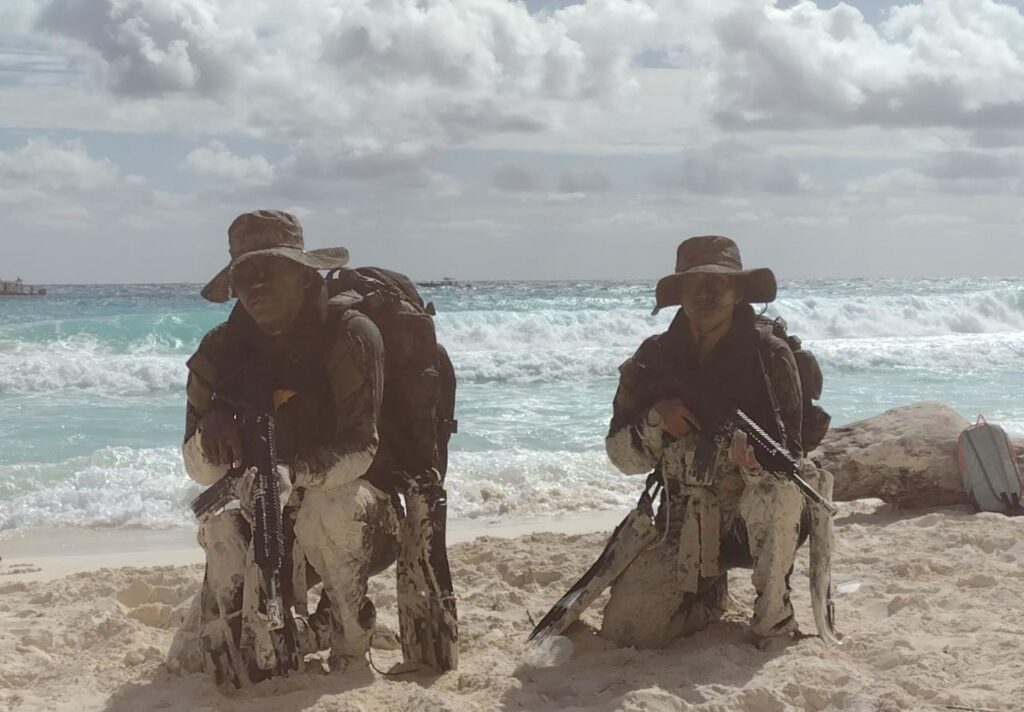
[604,344,668,476]
[291,313,384,490]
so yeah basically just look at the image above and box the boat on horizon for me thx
[420,277,463,288]
[1,277,47,297]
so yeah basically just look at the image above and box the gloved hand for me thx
[234,463,293,522]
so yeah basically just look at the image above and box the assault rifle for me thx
[528,400,839,646]
[190,385,300,684]
[697,405,837,515]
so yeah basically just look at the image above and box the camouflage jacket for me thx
[605,304,803,487]
[182,285,386,491]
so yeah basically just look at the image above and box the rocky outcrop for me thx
[814,402,972,509]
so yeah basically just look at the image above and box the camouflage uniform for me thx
[169,284,398,673]
[601,303,828,647]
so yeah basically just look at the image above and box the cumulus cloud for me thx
[0,137,118,191]
[184,141,274,185]
[23,0,1024,142]
[30,0,665,143]
[0,136,204,232]
[708,0,1024,131]
[36,0,241,97]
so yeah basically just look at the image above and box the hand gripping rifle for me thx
[704,405,837,515]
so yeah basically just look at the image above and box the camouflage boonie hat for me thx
[201,210,349,302]
[653,235,777,314]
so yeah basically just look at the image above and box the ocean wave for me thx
[808,333,1024,375]
[773,287,1024,338]
[2,284,1021,393]
[0,339,185,394]
[436,309,668,351]
[2,328,1021,395]
[0,445,635,530]
[0,447,200,530]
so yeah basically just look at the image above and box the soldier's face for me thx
[680,274,742,328]
[231,256,311,335]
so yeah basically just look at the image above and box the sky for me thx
[2,0,1024,283]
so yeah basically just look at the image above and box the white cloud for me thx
[0,137,201,233]
[708,0,1024,130]
[0,137,118,191]
[35,0,241,97]
[184,141,274,185]
[28,0,667,149]
[7,1,1024,281]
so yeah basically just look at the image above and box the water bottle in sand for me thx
[524,635,574,668]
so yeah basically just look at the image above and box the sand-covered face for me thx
[231,255,312,335]
[680,273,743,334]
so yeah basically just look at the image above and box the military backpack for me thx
[755,315,831,453]
[325,267,458,488]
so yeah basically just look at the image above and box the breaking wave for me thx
[773,285,1024,339]
[0,447,200,530]
[0,337,186,394]
[2,282,1022,393]
[0,446,636,530]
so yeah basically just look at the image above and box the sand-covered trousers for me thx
[600,466,823,648]
[167,478,397,673]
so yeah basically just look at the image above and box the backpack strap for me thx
[756,334,791,456]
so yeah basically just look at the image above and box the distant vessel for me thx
[0,277,46,297]
[420,277,462,288]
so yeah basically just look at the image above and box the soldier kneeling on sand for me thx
[600,236,835,647]
[168,211,457,687]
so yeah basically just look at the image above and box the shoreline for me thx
[0,508,632,583]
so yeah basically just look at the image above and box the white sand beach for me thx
[2,500,1022,712]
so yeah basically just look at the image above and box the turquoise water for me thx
[1,279,1023,529]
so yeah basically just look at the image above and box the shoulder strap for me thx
[756,336,790,453]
